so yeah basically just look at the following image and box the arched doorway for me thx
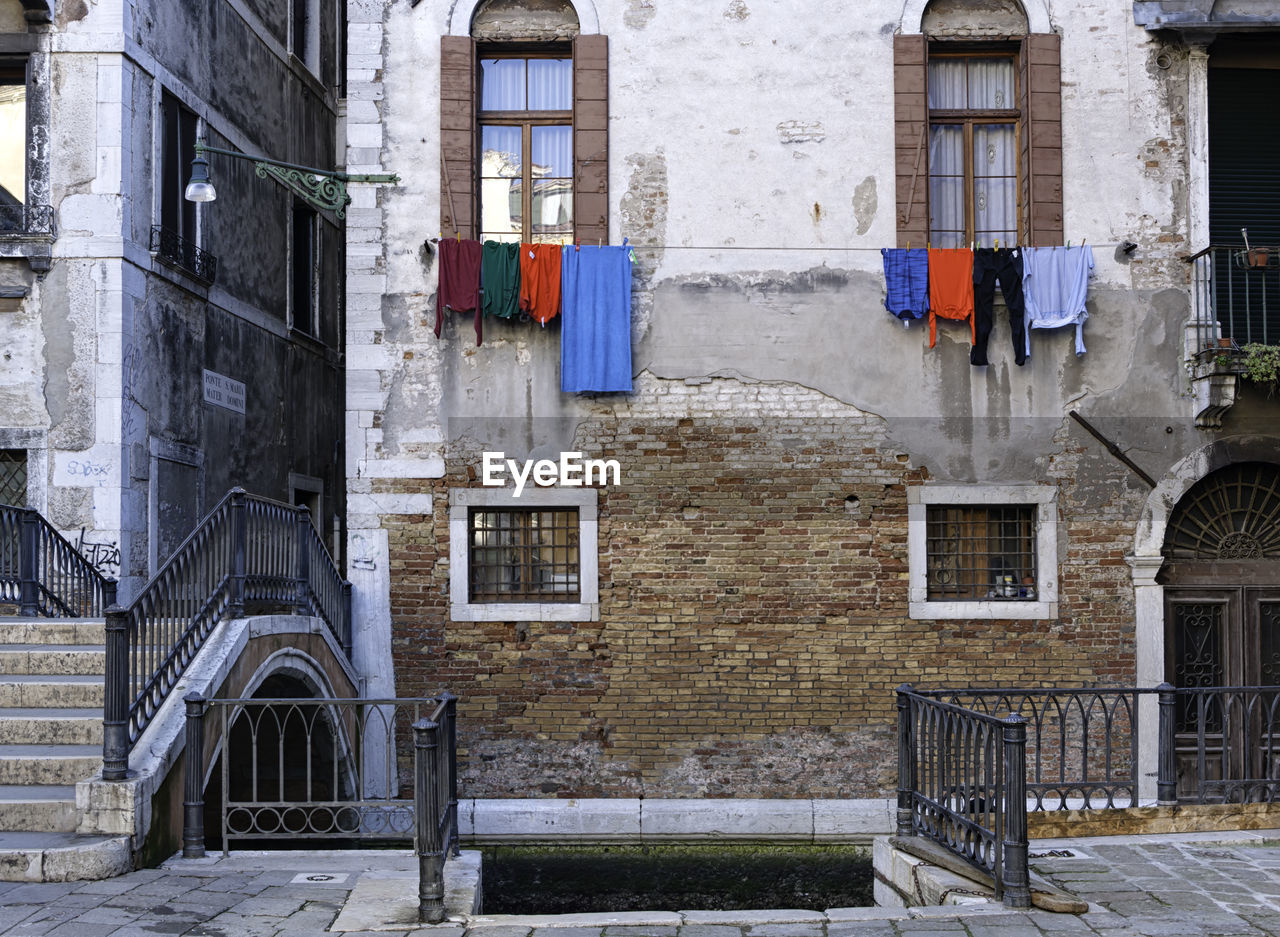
[1160,461,1280,794]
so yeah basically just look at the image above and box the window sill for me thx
[451,601,599,622]
[909,599,1057,620]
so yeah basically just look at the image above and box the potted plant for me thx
[1240,343,1280,393]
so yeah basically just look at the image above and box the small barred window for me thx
[468,507,580,602]
[926,504,1036,601]
[0,450,26,506]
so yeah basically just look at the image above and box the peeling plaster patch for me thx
[619,149,669,341]
[724,0,749,21]
[777,120,825,145]
[623,0,656,30]
[59,0,88,25]
[853,176,877,236]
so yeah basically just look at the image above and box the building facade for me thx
[348,0,1278,800]
[0,0,348,600]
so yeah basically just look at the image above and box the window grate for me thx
[0,450,26,506]
[469,507,579,602]
[926,504,1035,600]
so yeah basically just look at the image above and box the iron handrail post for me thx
[228,489,247,619]
[1001,713,1030,909]
[18,507,38,616]
[1157,683,1178,805]
[102,575,118,610]
[415,717,446,924]
[341,581,353,659]
[102,605,131,780]
[294,507,311,616]
[183,692,207,857]
[443,692,460,856]
[896,683,916,838]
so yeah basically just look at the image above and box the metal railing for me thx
[924,688,1142,810]
[1175,687,1280,805]
[150,225,218,283]
[0,504,117,617]
[1188,244,1280,358]
[182,694,459,923]
[899,682,1280,906]
[897,687,1029,907]
[102,488,352,779]
[0,204,55,236]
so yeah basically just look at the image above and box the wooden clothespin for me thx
[995,239,999,250]
[1081,238,1087,247]
[456,231,461,241]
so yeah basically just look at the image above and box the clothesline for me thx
[624,242,1124,252]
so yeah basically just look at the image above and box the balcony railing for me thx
[0,204,55,237]
[150,225,218,283]
[1188,244,1280,357]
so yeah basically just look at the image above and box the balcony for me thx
[1186,245,1280,427]
[0,204,55,273]
[150,225,218,284]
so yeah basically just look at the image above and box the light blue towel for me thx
[561,244,633,393]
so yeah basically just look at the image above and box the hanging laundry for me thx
[881,247,930,321]
[481,241,522,322]
[971,247,1027,367]
[519,243,563,325]
[561,244,633,393]
[927,248,974,349]
[1021,245,1095,358]
[435,238,484,345]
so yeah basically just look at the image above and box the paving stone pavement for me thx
[3,832,1280,936]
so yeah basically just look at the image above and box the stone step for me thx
[0,785,77,833]
[0,645,106,676]
[0,709,102,745]
[0,745,101,786]
[0,831,131,882]
[0,676,104,708]
[0,620,106,646]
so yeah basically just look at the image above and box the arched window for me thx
[894,0,1062,248]
[441,0,608,244]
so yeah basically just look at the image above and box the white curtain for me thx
[928,57,1017,247]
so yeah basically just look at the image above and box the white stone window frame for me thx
[449,487,599,622]
[908,485,1058,620]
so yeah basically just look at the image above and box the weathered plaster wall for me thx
[0,0,347,596]
[349,0,1279,795]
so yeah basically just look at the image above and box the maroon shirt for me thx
[435,238,484,345]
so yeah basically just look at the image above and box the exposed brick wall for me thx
[375,379,1141,798]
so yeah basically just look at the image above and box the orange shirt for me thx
[519,244,563,325]
[927,248,975,348]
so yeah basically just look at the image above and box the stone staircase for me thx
[0,618,131,880]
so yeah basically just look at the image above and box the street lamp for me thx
[184,138,399,219]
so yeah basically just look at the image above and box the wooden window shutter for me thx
[573,34,608,245]
[440,35,476,239]
[1019,33,1063,247]
[893,34,928,248]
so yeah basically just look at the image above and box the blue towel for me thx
[881,248,930,320]
[561,244,633,393]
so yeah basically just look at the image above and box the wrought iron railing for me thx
[898,682,1280,906]
[149,225,218,283]
[0,504,117,617]
[896,687,1028,908]
[1188,245,1280,360]
[0,204,55,236]
[102,488,352,780]
[181,694,459,923]
[925,688,1141,810]
[1174,687,1280,805]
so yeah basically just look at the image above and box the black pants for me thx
[971,248,1026,367]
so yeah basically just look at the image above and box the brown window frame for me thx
[894,33,1062,249]
[477,47,574,244]
[926,47,1022,248]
